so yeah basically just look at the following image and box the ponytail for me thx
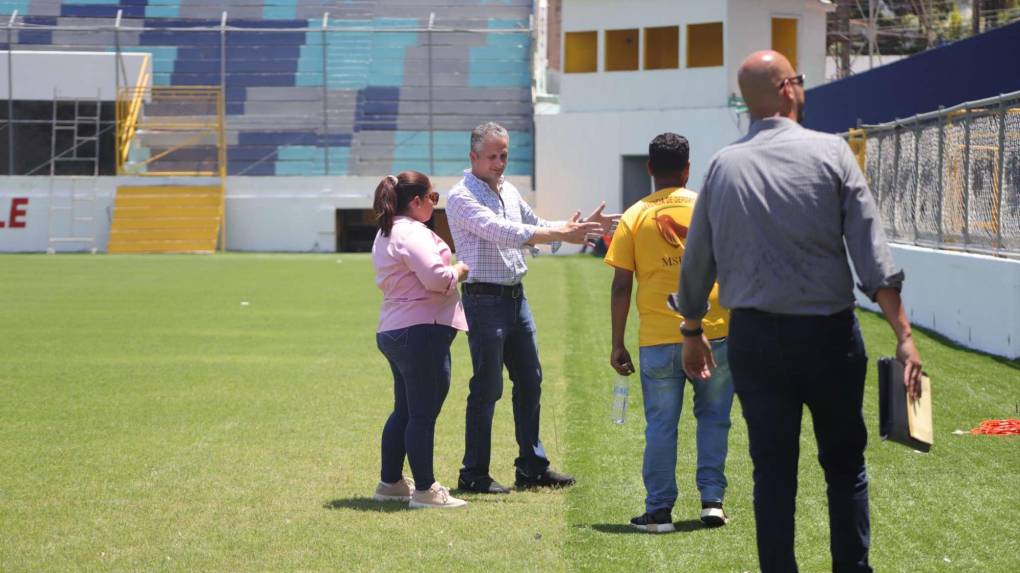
[374,175,399,236]
[373,171,433,237]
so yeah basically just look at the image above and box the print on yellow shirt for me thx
[604,187,729,347]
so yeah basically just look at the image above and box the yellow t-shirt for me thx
[604,187,728,346]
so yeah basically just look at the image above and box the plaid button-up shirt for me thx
[447,170,563,286]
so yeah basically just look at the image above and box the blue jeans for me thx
[377,324,457,491]
[460,292,550,481]
[639,340,734,513]
[728,308,871,573]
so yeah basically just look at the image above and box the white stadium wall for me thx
[559,0,728,113]
[855,245,1020,360]
[542,0,831,240]
[0,175,534,253]
[726,0,830,94]
[533,107,745,228]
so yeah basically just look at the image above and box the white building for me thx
[534,0,833,226]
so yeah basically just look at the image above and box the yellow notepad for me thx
[906,375,934,445]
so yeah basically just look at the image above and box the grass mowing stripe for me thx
[560,255,1019,572]
[1,254,576,572]
[0,254,1016,572]
[563,256,762,573]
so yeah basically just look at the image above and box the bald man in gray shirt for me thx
[674,51,923,573]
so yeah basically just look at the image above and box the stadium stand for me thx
[0,1,535,177]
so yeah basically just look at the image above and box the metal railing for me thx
[116,85,226,178]
[849,90,1020,258]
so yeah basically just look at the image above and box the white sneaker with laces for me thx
[700,502,729,527]
[409,482,468,509]
[373,477,415,502]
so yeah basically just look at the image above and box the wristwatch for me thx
[680,323,704,338]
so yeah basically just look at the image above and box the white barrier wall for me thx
[855,244,1020,360]
[0,175,534,253]
[0,177,115,252]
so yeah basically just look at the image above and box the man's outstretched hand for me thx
[583,201,622,236]
[556,211,604,244]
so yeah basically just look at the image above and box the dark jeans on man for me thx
[727,308,872,573]
[377,323,457,491]
[460,289,550,482]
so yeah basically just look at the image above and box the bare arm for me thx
[876,287,923,399]
[609,268,635,375]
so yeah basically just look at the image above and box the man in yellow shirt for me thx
[605,133,734,533]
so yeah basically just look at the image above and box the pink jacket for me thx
[372,216,468,333]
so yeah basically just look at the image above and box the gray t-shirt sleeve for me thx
[838,140,905,300]
[676,163,718,321]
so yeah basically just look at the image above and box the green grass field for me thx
[1,254,1017,572]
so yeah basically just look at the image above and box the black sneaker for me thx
[457,476,511,494]
[514,468,576,489]
[700,501,729,527]
[630,508,675,533]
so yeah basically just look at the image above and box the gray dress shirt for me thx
[676,117,904,318]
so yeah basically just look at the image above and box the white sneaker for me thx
[373,477,414,502]
[700,502,729,527]
[408,482,468,509]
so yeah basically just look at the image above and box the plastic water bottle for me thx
[611,375,629,424]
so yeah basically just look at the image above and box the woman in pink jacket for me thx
[370,171,469,509]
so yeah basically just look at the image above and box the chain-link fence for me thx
[850,90,1020,258]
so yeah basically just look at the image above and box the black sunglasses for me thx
[778,73,805,89]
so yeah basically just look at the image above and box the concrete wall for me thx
[534,106,744,225]
[560,0,829,113]
[855,244,1020,360]
[560,0,727,112]
[726,0,830,96]
[542,0,831,248]
[0,175,534,253]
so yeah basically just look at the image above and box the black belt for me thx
[462,282,524,298]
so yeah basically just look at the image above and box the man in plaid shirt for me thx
[447,122,618,493]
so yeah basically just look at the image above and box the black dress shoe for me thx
[457,476,511,494]
[514,468,576,489]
